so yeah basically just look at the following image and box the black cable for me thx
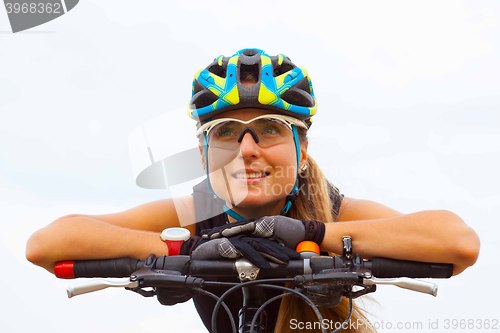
[211,279,293,333]
[203,281,239,287]
[249,287,356,333]
[194,288,237,333]
[210,278,293,333]
[249,293,290,333]
[329,297,354,333]
[248,285,328,333]
[212,280,324,333]
[205,275,360,332]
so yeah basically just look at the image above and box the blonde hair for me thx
[274,145,375,332]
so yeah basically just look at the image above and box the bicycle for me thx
[54,236,453,333]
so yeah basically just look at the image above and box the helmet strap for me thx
[203,133,216,195]
[281,125,301,215]
[223,204,247,221]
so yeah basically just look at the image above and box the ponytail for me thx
[274,156,375,333]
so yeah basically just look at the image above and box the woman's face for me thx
[202,108,308,212]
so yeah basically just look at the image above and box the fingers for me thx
[191,238,241,260]
[220,222,256,238]
[230,237,272,269]
[233,236,300,268]
[217,238,243,259]
[201,219,257,240]
[253,216,276,238]
[191,236,300,269]
[251,238,301,263]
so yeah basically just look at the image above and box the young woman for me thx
[26,49,480,333]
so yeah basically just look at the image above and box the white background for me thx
[1,1,499,332]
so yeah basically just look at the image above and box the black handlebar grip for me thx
[368,258,453,278]
[76,258,143,278]
[152,255,191,273]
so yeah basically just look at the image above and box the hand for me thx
[180,235,300,269]
[201,216,326,249]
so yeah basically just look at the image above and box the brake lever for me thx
[67,278,139,298]
[364,277,438,296]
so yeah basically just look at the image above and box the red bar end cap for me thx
[54,261,75,279]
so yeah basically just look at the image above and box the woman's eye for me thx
[215,125,236,138]
[261,125,281,135]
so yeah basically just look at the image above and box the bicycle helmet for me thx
[189,48,317,127]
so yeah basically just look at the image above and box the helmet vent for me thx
[242,49,258,56]
[281,77,314,107]
[274,62,294,77]
[192,89,218,108]
[239,64,259,84]
[193,80,205,94]
[208,64,226,78]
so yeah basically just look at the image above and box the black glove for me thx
[180,235,299,269]
[201,216,326,249]
[156,272,193,306]
[146,256,192,306]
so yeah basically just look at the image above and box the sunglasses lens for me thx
[208,118,293,150]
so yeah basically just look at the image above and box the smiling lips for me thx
[232,169,270,181]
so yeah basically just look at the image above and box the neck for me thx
[226,198,286,222]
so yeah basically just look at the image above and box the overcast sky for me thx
[1,1,499,332]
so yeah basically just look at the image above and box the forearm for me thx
[26,215,167,273]
[321,210,480,275]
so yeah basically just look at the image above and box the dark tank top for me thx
[190,179,343,333]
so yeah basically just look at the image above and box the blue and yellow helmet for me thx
[189,48,317,127]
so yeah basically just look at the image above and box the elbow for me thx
[26,230,42,265]
[451,233,480,276]
[453,229,480,273]
[26,230,51,269]
[439,210,480,274]
[26,214,81,271]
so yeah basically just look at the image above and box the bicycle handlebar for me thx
[54,237,454,333]
[363,257,452,278]
[55,255,453,280]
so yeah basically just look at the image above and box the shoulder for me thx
[337,197,402,221]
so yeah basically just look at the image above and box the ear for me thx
[299,140,308,167]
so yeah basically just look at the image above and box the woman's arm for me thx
[321,197,480,276]
[26,197,197,273]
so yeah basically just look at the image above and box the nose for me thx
[238,132,261,159]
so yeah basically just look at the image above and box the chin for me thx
[212,178,294,210]
[232,193,286,210]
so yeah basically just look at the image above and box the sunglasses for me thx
[197,114,307,150]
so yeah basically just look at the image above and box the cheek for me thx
[271,143,298,166]
[206,148,239,173]
[206,149,248,204]
[266,146,298,181]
